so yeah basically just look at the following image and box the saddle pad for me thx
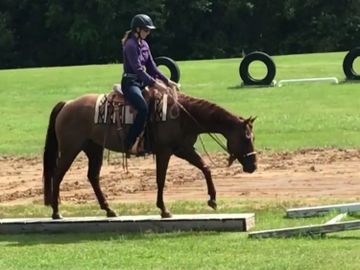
[94,94,108,124]
[94,93,169,125]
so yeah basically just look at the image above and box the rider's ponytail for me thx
[121,30,132,46]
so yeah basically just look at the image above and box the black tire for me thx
[154,56,181,83]
[343,47,360,80]
[239,51,276,85]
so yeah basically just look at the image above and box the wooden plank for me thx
[0,213,255,234]
[249,220,360,239]
[286,202,360,218]
[325,213,347,225]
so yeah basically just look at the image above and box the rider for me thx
[121,14,177,155]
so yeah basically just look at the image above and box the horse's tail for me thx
[43,101,66,206]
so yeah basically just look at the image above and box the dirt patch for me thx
[0,149,359,205]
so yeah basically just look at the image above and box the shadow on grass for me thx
[227,84,276,90]
[0,230,223,247]
[328,235,360,240]
[228,85,264,91]
[348,212,360,219]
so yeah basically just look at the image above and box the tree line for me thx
[1,0,359,68]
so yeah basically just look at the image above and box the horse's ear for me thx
[241,116,256,126]
[243,117,250,124]
[249,116,257,123]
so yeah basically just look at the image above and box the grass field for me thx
[0,200,359,270]
[0,52,360,269]
[0,51,360,154]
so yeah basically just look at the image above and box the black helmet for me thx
[130,14,156,30]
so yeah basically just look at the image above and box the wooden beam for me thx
[249,220,360,238]
[286,202,360,218]
[0,213,255,234]
[325,213,347,225]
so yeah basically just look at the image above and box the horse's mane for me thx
[177,93,243,127]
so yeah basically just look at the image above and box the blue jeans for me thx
[121,78,148,149]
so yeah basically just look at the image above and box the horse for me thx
[43,90,257,219]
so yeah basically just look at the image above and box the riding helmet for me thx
[130,14,156,30]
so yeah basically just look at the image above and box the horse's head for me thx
[227,116,257,173]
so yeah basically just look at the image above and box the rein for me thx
[169,93,238,163]
[178,101,225,166]
[167,90,256,163]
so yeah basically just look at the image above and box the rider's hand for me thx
[168,80,180,91]
[154,80,168,92]
[168,80,178,87]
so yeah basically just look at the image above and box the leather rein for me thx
[169,91,256,165]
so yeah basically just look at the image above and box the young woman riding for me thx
[121,14,177,155]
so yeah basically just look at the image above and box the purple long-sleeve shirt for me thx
[123,35,168,86]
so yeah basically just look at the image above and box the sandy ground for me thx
[0,149,359,206]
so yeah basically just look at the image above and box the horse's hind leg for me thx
[83,140,117,217]
[51,150,80,219]
[174,147,217,210]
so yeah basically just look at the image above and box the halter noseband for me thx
[244,151,257,158]
[230,151,256,161]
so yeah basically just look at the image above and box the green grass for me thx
[1,51,360,154]
[1,52,360,269]
[0,200,359,270]
[1,230,359,270]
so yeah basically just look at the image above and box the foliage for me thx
[1,0,360,68]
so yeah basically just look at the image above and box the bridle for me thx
[244,151,257,158]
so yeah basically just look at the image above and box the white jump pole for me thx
[277,77,339,87]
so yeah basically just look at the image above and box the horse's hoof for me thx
[161,211,172,218]
[52,213,63,220]
[208,199,217,210]
[106,209,117,218]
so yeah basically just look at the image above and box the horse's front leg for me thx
[155,149,172,218]
[174,148,217,210]
[83,141,117,218]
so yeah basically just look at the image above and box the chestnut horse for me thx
[43,92,257,219]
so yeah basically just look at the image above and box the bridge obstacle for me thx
[0,213,255,234]
[249,203,360,238]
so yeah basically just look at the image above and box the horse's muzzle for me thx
[241,152,257,173]
[243,163,257,173]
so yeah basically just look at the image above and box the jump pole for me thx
[277,77,339,87]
